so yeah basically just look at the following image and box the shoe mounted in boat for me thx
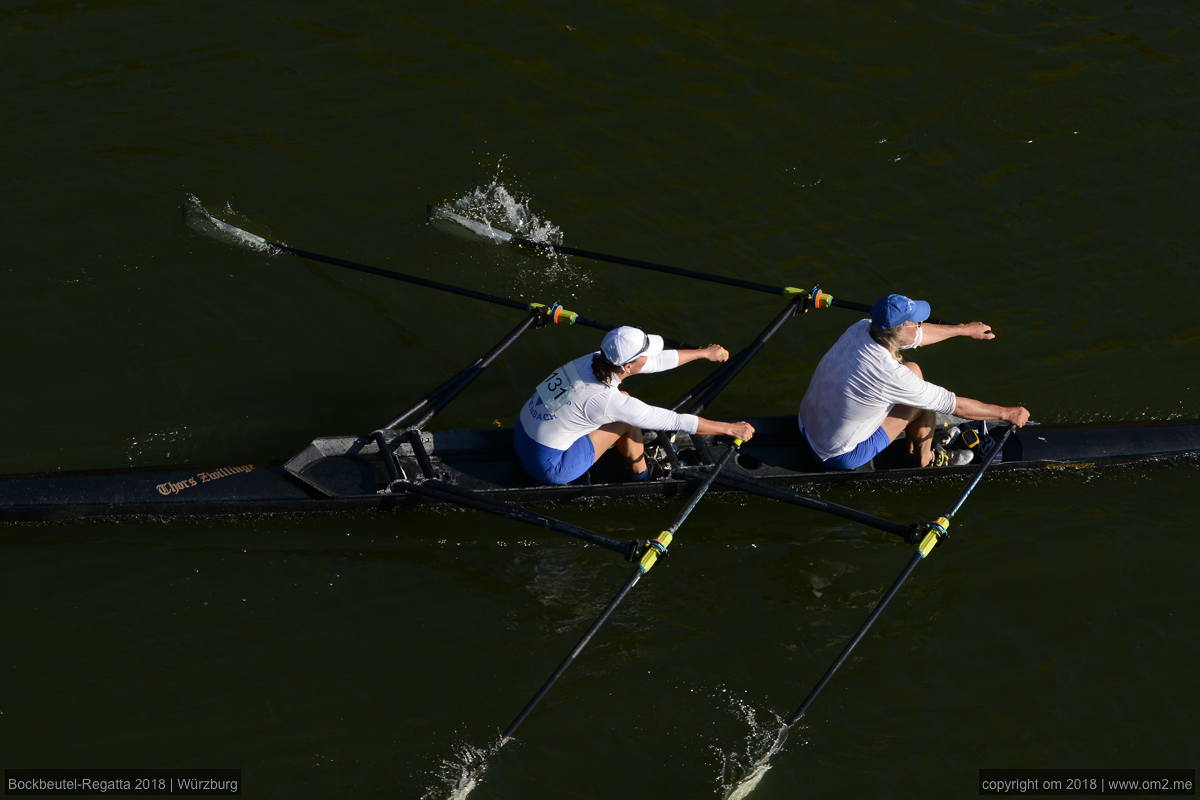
[931,446,974,467]
[631,454,668,481]
[933,423,961,449]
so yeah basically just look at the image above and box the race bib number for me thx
[536,360,586,413]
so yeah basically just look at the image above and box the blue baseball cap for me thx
[870,294,931,329]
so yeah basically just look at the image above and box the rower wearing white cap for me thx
[514,326,756,485]
[799,293,1030,470]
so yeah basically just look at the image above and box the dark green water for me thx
[3,2,1198,798]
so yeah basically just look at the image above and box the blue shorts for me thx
[822,426,890,470]
[513,423,596,485]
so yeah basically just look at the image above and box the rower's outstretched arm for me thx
[953,396,1030,427]
[674,344,730,366]
[920,321,994,346]
[695,417,755,440]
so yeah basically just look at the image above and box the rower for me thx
[514,326,756,485]
[798,293,1031,470]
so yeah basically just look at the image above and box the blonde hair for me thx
[869,324,905,360]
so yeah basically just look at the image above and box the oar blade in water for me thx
[725,763,772,800]
[431,207,514,243]
[420,739,495,800]
[722,727,788,800]
[182,195,276,253]
[445,774,479,800]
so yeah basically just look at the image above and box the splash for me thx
[707,687,793,799]
[428,167,593,293]
[723,727,789,800]
[430,170,563,249]
[181,194,277,253]
[445,775,478,800]
[420,739,494,800]
[125,427,192,466]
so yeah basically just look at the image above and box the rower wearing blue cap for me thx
[798,293,1031,470]
[514,326,756,485]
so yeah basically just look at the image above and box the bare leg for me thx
[587,421,646,475]
[879,361,936,467]
[905,408,936,466]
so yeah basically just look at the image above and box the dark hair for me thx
[591,353,623,385]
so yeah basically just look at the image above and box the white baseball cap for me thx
[600,326,664,365]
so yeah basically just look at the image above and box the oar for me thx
[647,297,800,470]
[436,208,872,308]
[393,479,641,560]
[447,440,743,799]
[190,210,636,334]
[383,309,543,432]
[702,470,915,541]
[435,208,808,297]
[726,425,1016,800]
[435,208,966,325]
[667,297,800,415]
[647,297,801,470]
[685,296,803,417]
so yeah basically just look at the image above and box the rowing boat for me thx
[2,415,1196,525]
[17,204,1200,799]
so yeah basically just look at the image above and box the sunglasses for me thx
[622,334,652,364]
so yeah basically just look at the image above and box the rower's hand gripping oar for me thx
[725,425,1016,800]
[447,440,744,799]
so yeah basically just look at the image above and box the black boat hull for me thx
[1,417,1197,523]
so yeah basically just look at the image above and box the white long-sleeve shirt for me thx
[519,351,700,450]
[799,320,957,461]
